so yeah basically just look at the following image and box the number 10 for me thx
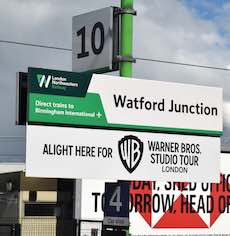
[76,22,105,59]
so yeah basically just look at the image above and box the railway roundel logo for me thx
[118,135,144,173]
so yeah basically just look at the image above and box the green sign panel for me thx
[28,93,107,127]
[28,68,105,126]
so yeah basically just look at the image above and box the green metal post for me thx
[120,0,134,77]
[120,1,134,235]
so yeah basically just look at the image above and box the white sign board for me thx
[87,74,223,135]
[26,125,220,183]
[72,7,118,73]
[78,154,230,235]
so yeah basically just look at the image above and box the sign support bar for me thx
[120,0,135,77]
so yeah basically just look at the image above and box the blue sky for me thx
[183,0,230,45]
[183,0,228,20]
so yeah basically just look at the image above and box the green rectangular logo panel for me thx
[28,67,92,97]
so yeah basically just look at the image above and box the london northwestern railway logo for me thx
[37,74,52,88]
[36,73,79,90]
[118,135,144,173]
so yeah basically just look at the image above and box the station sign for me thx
[26,124,220,183]
[72,7,119,73]
[26,67,222,182]
[104,182,129,227]
[28,68,223,136]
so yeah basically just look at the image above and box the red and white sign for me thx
[78,154,230,235]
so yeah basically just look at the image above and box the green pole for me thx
[120,0,134,78]
[120,1,134,234]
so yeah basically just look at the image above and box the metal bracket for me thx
[114,7,137,16]
[114,55,136,63]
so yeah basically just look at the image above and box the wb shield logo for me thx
[118,135,143,173]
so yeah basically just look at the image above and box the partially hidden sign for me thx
[78,154,230,235]
[104,182,129,227]
[28,68,223,136]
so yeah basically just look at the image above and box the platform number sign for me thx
[104,182,129,227]
[72,7,119,73]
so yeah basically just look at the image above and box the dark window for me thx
[25,203,56,216]
[91,229,98,236]
[0,225,12,235]
[29,191,37,202]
